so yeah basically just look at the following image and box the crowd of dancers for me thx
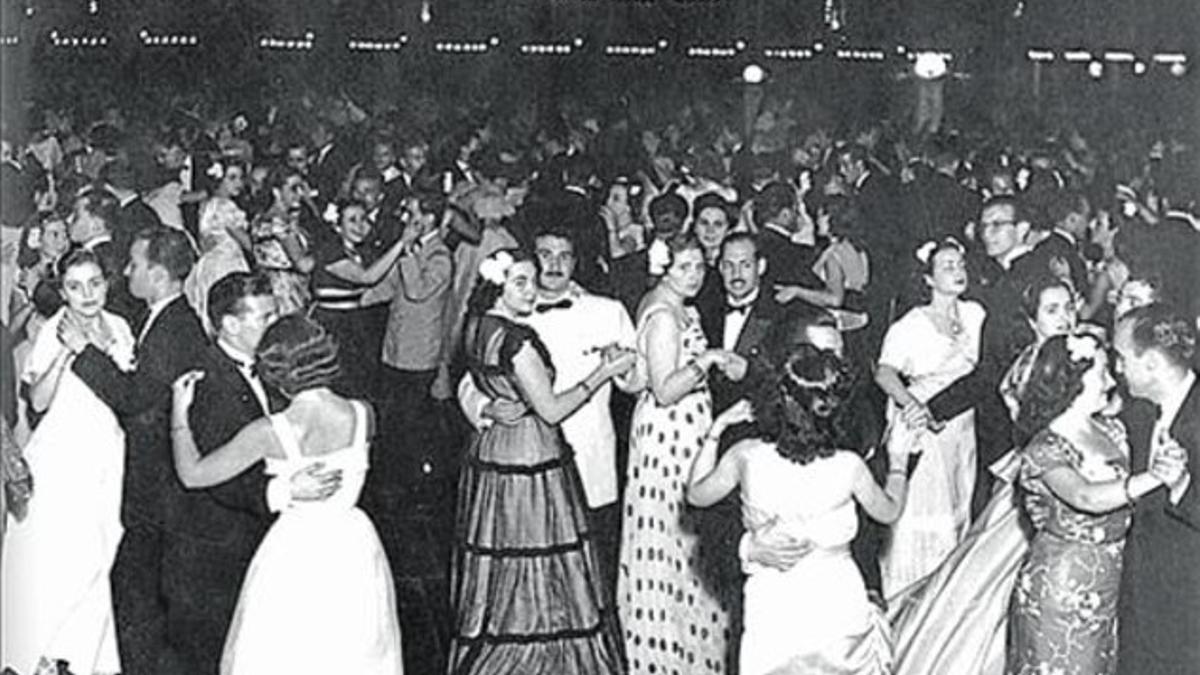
[0,83,1197,675]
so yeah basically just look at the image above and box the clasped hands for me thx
[898,400,945,434]
[57,311,114,355]
[696,349,748,381]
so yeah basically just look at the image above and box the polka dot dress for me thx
[618,305,729,674]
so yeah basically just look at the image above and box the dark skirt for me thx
[448,416,625,675]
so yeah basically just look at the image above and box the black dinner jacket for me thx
[699,289,782,415]
[167,343,287,548]
[72,296,209,528]
[1118,377,1200,674]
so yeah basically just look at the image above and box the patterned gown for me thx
[1008,420,1132,675]
[448,314,624,675]
[618,304,730,675]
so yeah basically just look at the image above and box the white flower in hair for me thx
[322,202,340,224]
[26,226,41,250]
[1066,333,1098,362]
[206,162,224,180]
[915,240,938,265]
[479,250,515,285]
[648,238,671,276]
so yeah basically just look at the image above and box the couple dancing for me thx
[888,299,1197,675]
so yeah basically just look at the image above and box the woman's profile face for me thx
[60,260,108,317]
[924,247,968,298]
[661,246,706,299]
[1033,286,1077,341]
[498,260,538,316]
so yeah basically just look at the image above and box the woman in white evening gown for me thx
[888,275,1083,675]
[170,315,402,675]
[3,249,135,675]
[874,238,984,598]
[687,345,912,675]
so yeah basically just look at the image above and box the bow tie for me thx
[536,299,574,313]
[726,302,753,316]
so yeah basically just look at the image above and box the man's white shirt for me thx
[459,284,636,509]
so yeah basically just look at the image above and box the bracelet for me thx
[1123,474,1136,505]
[578,379,595,396]
[171,424,189,434]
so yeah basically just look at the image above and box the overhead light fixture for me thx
[913,52,948,79]
[742,63,766,84]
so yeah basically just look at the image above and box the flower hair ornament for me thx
[206,161,225,180]
[322,202,340,224]
[26,225,41,250]
[479,250,515,285]
[1065,333,1100,362]
[647,238,671,276]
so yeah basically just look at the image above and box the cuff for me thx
[265,475,291,514]
[1168,473,1191,506]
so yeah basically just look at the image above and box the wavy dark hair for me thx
[256,315,341,398]
[752,344,851,465]
[464,247,537,319]
[1014,332,1102,445]
[1020,273,1074,322]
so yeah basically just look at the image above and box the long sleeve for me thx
[72,344,163,416]
[926,310,1007,423]
[1164,402,1200,530]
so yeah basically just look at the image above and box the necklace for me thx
[925,305,963,337]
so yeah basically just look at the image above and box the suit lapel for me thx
[1169,379,1200,446]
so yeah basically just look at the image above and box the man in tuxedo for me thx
[103,155,164,258]
[754,181,822,295]
[307,119,357,206]
[1114,304,1200,675]
[699,231,780,410]
[65,227,209,675]
[1030,188,1091,298]
[161,272,342,675]
[67,189,140,322]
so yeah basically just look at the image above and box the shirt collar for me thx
[564,184,588,197]
[217,338,256,369]
[538,282,585,304]
[997,243,1031,270]
[1159,370,1197,431]
[727,287,759,309]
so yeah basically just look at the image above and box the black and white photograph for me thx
[0,0,1197,673]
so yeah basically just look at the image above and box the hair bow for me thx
[647,238,671,276]
[479,250,515,285]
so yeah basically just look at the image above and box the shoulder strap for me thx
[267,412,304,461]
[352,400,369,449]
